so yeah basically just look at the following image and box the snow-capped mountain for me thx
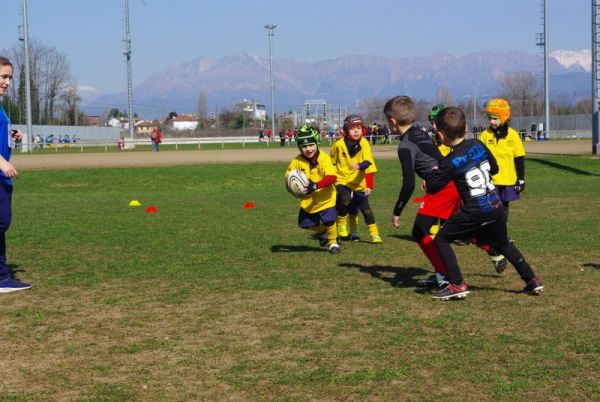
[84,50,591,118]
[550,49,591,72]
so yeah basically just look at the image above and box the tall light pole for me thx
[123,0,134,148]
[20,0,33,152]
[593,0,600,155]
[542,0,549,139]
[265,24,276,139]
[536,0,550,139]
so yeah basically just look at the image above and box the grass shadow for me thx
[582,263,600,270]
[388,234,415,243]
[271,244,324,253]
[7,263,26,276]
[339,262,428,288]
[528,158,600,176]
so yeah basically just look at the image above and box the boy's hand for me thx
[514,178,526,193]
[349,162,360,171]
[305,181,318,194]
[11,129,23,141]
[391,214,400,228]
[0,158,18,178]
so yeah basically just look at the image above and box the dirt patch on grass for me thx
[11,139,595,171]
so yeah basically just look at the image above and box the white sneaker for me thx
[328,243,341,254]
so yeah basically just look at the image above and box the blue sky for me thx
[0,0,592,94]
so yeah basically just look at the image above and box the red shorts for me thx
[417,181,461,220]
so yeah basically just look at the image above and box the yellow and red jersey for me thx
[286,151,337,213]
[329,137,377,192]
[479,127,525,185]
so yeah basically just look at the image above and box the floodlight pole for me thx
[593,0,600,155]
[542,0,549,140]
[20,0,33,152]
[124,0,135,148]
[265,24,276,140]
[535,0,550,140]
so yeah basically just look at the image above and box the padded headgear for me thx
[295,124,320,147]
[484,98,511,125]
[428,104,446,123]
[343,114,365,134]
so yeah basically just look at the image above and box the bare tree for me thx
[197,90,208,119]
[358,96,386,124]
[436,86,454,106]
[497,71,541,117]
[5,38,72,125]
[41,48,71,124]
[59,86,81,125]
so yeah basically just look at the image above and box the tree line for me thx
[360,70,592,126]
[1,38,83,126]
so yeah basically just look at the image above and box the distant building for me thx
[135,119,161,136]
[107,116,142,130]
[107,117,122,128]
[167,114,199,131]
[85,116,101,126]
[235,99,267,121]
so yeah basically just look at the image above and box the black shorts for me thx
[436,209,507,248]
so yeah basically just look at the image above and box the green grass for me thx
[0,154,599,401]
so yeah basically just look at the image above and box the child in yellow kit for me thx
[285,125,340,254]
[330,115,382,243]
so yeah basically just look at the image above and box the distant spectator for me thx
[381,124,390,144]
[258,127,265,142]
[530,122,537,139]
[370,123,378,145]
[279,128,286,147]
[150,128,162,152]
[117,137,125,150]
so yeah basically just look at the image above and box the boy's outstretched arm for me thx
[392,148,416,223]
[424,164,452,195]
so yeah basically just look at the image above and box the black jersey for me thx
[426,139,503,217]
[393,126,441,216]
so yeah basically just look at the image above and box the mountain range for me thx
[81,50,591,118]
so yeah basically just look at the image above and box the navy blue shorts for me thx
[496,185,520,203]
[298,206,337,228]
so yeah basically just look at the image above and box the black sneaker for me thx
[487,249,508,274]
[317,233,328,247]
[417,273,448,288]
[523,277,544,295]
[432,282,470,300]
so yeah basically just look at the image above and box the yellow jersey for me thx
[285,151,337,213]
[329,137,377,192]
[438,143,452,157]
[479,127,525,185]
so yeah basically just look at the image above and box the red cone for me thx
[244,202,256,209]
[145,205,158,213]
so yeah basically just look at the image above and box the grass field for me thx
[28,140,286,154]
[1,153,599,401]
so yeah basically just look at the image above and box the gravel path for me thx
[11,139,596,171]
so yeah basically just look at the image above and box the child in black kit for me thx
[425,107,543,300]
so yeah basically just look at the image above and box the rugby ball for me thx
[286,170,310,198]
